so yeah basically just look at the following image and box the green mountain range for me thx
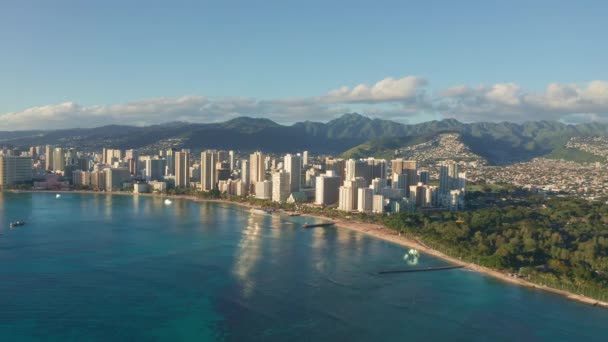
[1,113,607,164]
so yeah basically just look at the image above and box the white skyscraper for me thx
[272,170,291,203]
[302,151,309,167]
[255,180,273,199]
[241,159,249,187]
[229,150,235,171]
[357,187,374,213]
[338,186,356,211]
[372,194,385,213]
[338,177,367,211]
[250,152,265,184]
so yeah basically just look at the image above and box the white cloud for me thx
[437,81,608,122]
[324,76,427,103]
[3,77,608,130]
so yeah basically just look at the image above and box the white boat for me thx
[56,194,61,198]
[164,199,173,205]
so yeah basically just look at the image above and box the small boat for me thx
[10,221,26,228]
[56,194,61,198]
[164,199,173,205]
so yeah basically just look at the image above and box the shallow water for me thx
[0,192,607,341]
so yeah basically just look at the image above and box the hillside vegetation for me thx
[2,113,608,164]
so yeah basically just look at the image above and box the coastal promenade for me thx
[7,189,608,309]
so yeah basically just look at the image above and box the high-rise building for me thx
[65,149,77,166]
[284,154,301,193]
[166,149,176,176]
[128,158,138,176]
[72,170,91,186]
[45,145,54,171]
[367,158,387,180]
[90,170,107,190]
[372,194,385,213]
[0,155,33,188]
[305,168,318,188]
[458,172,466,192]
[250,152,265,185]
[325,158,346,181]
[125,149,137,160]
[53,148,65,172]
[241,160,249,189]
[200,150,217,191]
[216,162,231,181]
[229,150,235,171]
[315,171,341,206]
[145,157,166,181]
[105,168,130,191]
[392,173,408,190]
[357,187,374,213]
[174,151,190,188]
[255,180,273,199]
[104,149,122,165]
[217,150,229,164]
[391,159,416,175]
[439,161,458,195]
[76,157,88,172]
[409,183,426,208]
[302,151,309,167]
[390,159,418,195]
[338,186,356,212]
[29,146,38,160]
[370,178,388,194]
[345,159,372,185]
[272,170,291,203]
[418,169,430,185]
[189,163,200,182]
[338,177,367,211]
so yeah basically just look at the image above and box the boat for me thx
[303,222,334,228]
[164,199,173,205]
[56,194,61,198]
[10,221,26,228]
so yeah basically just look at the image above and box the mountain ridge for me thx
[2,113,608,164]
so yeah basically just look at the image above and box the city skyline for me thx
[2,2,608,338]
[2,1,608,129]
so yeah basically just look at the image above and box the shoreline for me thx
[6,189,608,309]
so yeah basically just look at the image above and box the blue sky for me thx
[1,0,607,129]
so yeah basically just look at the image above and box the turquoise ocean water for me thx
[0,192,607,341]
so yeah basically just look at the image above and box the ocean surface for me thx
[0,192,607,341]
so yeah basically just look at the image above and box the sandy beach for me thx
[8,189,608,309]
[304,213,608,309]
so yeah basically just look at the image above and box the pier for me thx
[303,222,335,228]
[378,265,465,275]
